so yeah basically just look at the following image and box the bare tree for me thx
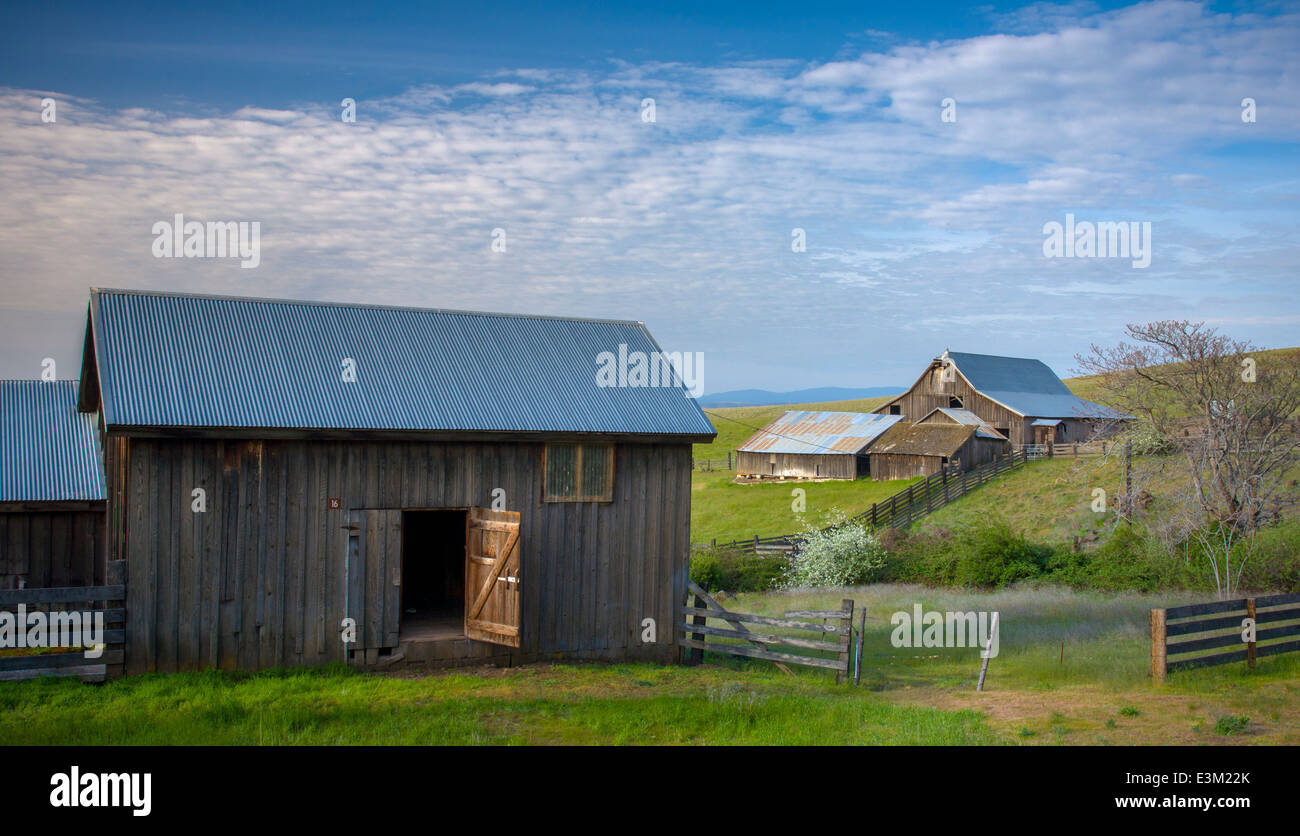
[1077,321,1300,597]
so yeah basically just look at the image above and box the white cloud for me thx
[1,0,1297,388]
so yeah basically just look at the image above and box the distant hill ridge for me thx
[698,386,902,408]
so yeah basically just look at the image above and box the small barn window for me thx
[949,396,963,409]
[544,444,614,502]
[888,404,901,415]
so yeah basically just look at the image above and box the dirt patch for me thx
[879,682,1300,745]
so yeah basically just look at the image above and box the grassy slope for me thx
[690,394,909,543]
[1062,345,1300,410]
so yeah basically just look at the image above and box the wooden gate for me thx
[345,509,403,658]
[464,507,521,648]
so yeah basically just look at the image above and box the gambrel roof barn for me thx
[874,350,1129,447]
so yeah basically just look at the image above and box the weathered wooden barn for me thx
[866,423,986,481]
[0,380,106,589]
[76,288,715,674]
[874,350,1128,446]
[735,411,903,480]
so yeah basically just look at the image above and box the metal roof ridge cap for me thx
[88,286,646,328]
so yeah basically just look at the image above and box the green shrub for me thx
[951,520,1057,588]
[1213,715,1250,736]
[779,514,886,589]
[689,549,786,593]
[1234,520,1300,593]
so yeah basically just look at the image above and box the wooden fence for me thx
[681,580,854,682]
[1018,441,1113,459]
[0,559,126,682]
[692,454,733,472]
[698,449,1029,554]
[1150,592,1300,683]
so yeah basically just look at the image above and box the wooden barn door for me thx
[346,509,403,655]
[464,508,521,648]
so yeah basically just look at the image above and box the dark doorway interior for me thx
[400,510,467,642]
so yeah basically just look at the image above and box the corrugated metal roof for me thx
[0,380,106,502]
[85,289,716,437]
[870,423,975,457]
[946,351,1128,419]
[921,407,1007,440]
[737,411,903,455]
[1031,418,1063,427]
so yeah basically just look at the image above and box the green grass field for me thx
[691,468,919,544]
[3,585,1293,745]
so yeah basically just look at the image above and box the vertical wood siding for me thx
[114,438,691,674]
[0,509,104,588]
[876,364,1032,445]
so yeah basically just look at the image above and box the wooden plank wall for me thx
[0,509,105,589]
[875,363,1032,445]
[114,438,691,674]
[735,451,856,479]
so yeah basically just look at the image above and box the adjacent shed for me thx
[0,380,106,589]
[735,411,903,480]
[77,288,716,674]
[866,423,981,481]
[875,350,1129,446]
[916,407,1010,466]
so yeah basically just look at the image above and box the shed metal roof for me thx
[0,380,106,503]
[945,351,1127,419]
[737,411,903,455]
[82,288,716,438]
[869,423,975,458]
[919,407,1007,440]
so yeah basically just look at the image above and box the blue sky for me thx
[1,0,1297,392]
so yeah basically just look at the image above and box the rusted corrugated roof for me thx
[736,411,903,455]
[870,423,975,457]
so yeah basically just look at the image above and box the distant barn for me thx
[867,423,990,481]
[735,411,903,480]
[0,380,106,589]
[76,288,715,674]
[875,350,1128,446]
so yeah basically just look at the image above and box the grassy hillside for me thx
[691,469,918,544]
[1060,345,1300,409]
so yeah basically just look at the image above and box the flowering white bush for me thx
[779,513,887,589]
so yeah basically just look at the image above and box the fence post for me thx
[1246,598,1257,669]
[728,451,732,470]
[836,598,854,684]
[688,588,706,665]
[854,608,865,686]
[1150,608,1167,684]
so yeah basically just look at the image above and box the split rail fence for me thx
[0,559,126,682]
[681,580,854,682]
[1150,592,1300,683]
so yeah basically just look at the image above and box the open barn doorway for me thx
[399,510,468,642]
